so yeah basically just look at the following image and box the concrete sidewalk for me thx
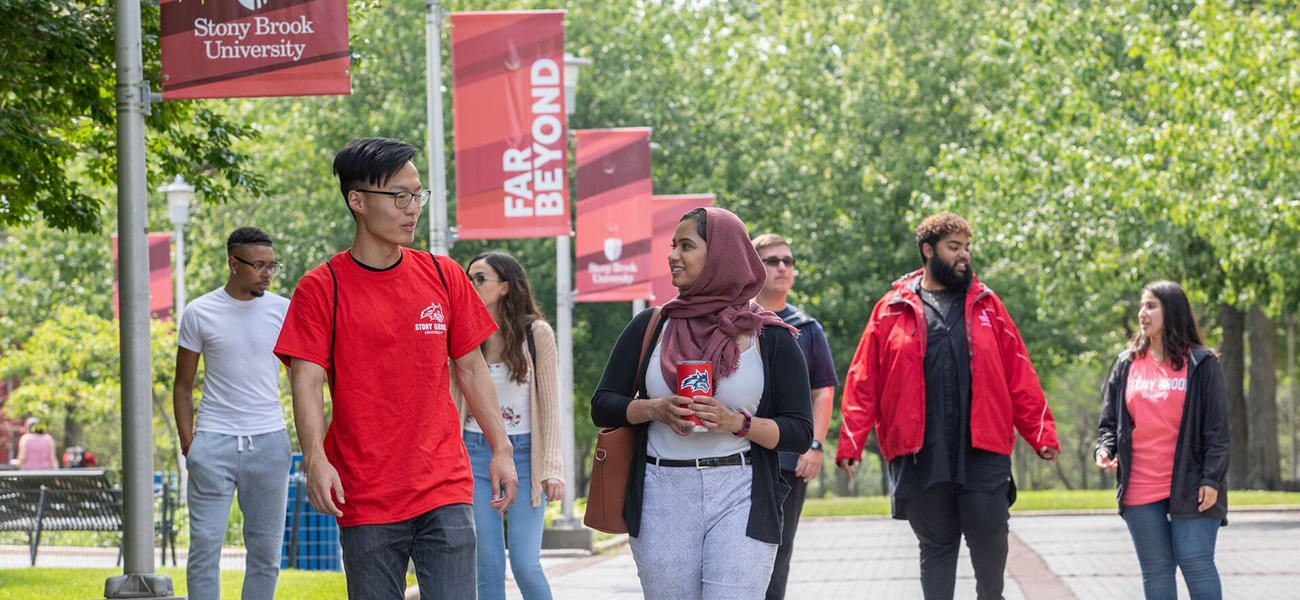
[519,510,1300,599]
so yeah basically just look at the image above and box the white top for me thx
[646,322,764,460]
[465,361,532,434]
[177,288,290,436]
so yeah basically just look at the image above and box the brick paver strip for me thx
[1007,531,1080,600]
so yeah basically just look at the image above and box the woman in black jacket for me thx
[1096,280,1229,600]
[591,207,813,600]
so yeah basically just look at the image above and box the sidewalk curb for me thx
[804,505,1300,520]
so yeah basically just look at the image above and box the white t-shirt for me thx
[646,321,764,460]
[465,360,532,435]
[177,287,290,436]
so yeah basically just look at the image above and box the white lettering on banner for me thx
[587,261,639,285]
[502,58,565,219]
[192,16,315,62]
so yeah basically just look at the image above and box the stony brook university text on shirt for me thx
[193,16,315,62]
[501,59,566,219]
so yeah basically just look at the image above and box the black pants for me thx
[337,503,477,600]
[903,481,1011,600]
[765,469,809,600]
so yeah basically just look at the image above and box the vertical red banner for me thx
[112,234,175,321]
[159,0,352,100]
[450,10,570,240]
[650,194,714,306]
[573,128,653,302]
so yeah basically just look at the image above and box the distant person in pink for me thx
[1096,280,1228,600]
[17,418,57,470]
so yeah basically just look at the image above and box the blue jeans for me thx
[1121,499,1222,600]
[465,430,552,600]
[337,503,476,600]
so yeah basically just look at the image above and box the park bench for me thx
[0,469,122,566]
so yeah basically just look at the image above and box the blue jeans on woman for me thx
[465,430,552,600]
[1121,499,1222,600]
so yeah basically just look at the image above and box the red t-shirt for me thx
[1123,353,1188,506]
[274,248,496,526]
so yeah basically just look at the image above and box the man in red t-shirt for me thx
[275,138,517,599]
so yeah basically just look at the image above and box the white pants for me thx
[629,463,779,600]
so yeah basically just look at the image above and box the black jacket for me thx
[591,308,814,544]
[1096,347,1230,523]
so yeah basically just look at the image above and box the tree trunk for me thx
[1219,304,1249,488]
[1288,314,1297,483]
[61,409,81,453]
[1246,306,1281,490]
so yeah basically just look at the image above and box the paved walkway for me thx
[515,510,1300,599]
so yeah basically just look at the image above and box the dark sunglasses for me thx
[762,256,796,268]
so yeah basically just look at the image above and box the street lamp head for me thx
[158,175,195,226]
[563,52,592,117]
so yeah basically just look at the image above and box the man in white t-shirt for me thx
[173,227,291,600]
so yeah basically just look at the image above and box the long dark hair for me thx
[1128,280,1205,371]
[467,252,547,385]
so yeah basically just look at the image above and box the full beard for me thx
[929,253,972,293]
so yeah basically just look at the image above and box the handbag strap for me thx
[632,307,663,400]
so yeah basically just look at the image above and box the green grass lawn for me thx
[802,489,1300,517]
[0,567,416,600]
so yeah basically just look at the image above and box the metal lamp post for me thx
[550,52,590,539]
[159,175,193,507]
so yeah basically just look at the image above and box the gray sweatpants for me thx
[186,430,291,600]
[629,463,779,600]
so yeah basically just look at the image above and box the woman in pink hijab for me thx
[592,207,813,599]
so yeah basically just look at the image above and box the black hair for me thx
[333,138,420,218]
[1128,280,1207,371]
[679,208,707,242]
[226,227,273,255]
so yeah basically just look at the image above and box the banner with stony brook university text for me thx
[650,194,714,306]
[574,128,653,302]
[160,0,351,100]
[451,10,570,240]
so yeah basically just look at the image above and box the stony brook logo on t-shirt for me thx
[416,302,447,335]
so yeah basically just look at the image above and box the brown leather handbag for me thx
[583,308,662,534]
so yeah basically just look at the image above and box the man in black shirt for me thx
[752,233,839,600]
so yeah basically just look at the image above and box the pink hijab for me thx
[659,207,797,389]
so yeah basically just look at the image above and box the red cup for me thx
[676,361,713,433]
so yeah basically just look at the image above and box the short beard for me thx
[249,288,265,298]
[929,252,972,293]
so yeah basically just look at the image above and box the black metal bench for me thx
[0,469,123,566]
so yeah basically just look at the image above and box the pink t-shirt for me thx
[1123,354,1188,506]
[20,433,56,470]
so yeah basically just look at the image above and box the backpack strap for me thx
[326,260,339,386]
[427,252,453,348]
[633,307,664,400]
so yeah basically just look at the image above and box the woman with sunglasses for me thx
[454,251,562,600]
[1096,280,1229,600]
[591,207,814,599]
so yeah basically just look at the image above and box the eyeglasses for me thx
[232,255,283,275]
[470,273,505,287]
[762,256,796,268]
[357,189,432,209]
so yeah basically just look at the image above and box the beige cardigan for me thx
[452,319,564,507]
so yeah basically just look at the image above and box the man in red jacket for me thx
[836,213,1060,600]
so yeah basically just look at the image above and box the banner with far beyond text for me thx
[450,10,570,240]
[574,128,653,302]
[650,194,714,306]
[160,0,351,100]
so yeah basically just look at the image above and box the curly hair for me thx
[226,227,273,255]
[914,213,972,265]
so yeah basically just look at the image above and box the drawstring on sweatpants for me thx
[237,435,255,452]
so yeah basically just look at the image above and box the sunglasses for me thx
[762,256,796,268]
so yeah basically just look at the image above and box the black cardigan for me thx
[591,308,814,544]
[1096,347,1230,523]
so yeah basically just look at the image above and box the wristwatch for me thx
[809,440,824,452]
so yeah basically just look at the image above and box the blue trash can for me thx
[281,453,342,571]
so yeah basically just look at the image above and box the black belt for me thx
[647,451,752,469]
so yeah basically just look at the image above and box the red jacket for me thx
[836,270,1060,463]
